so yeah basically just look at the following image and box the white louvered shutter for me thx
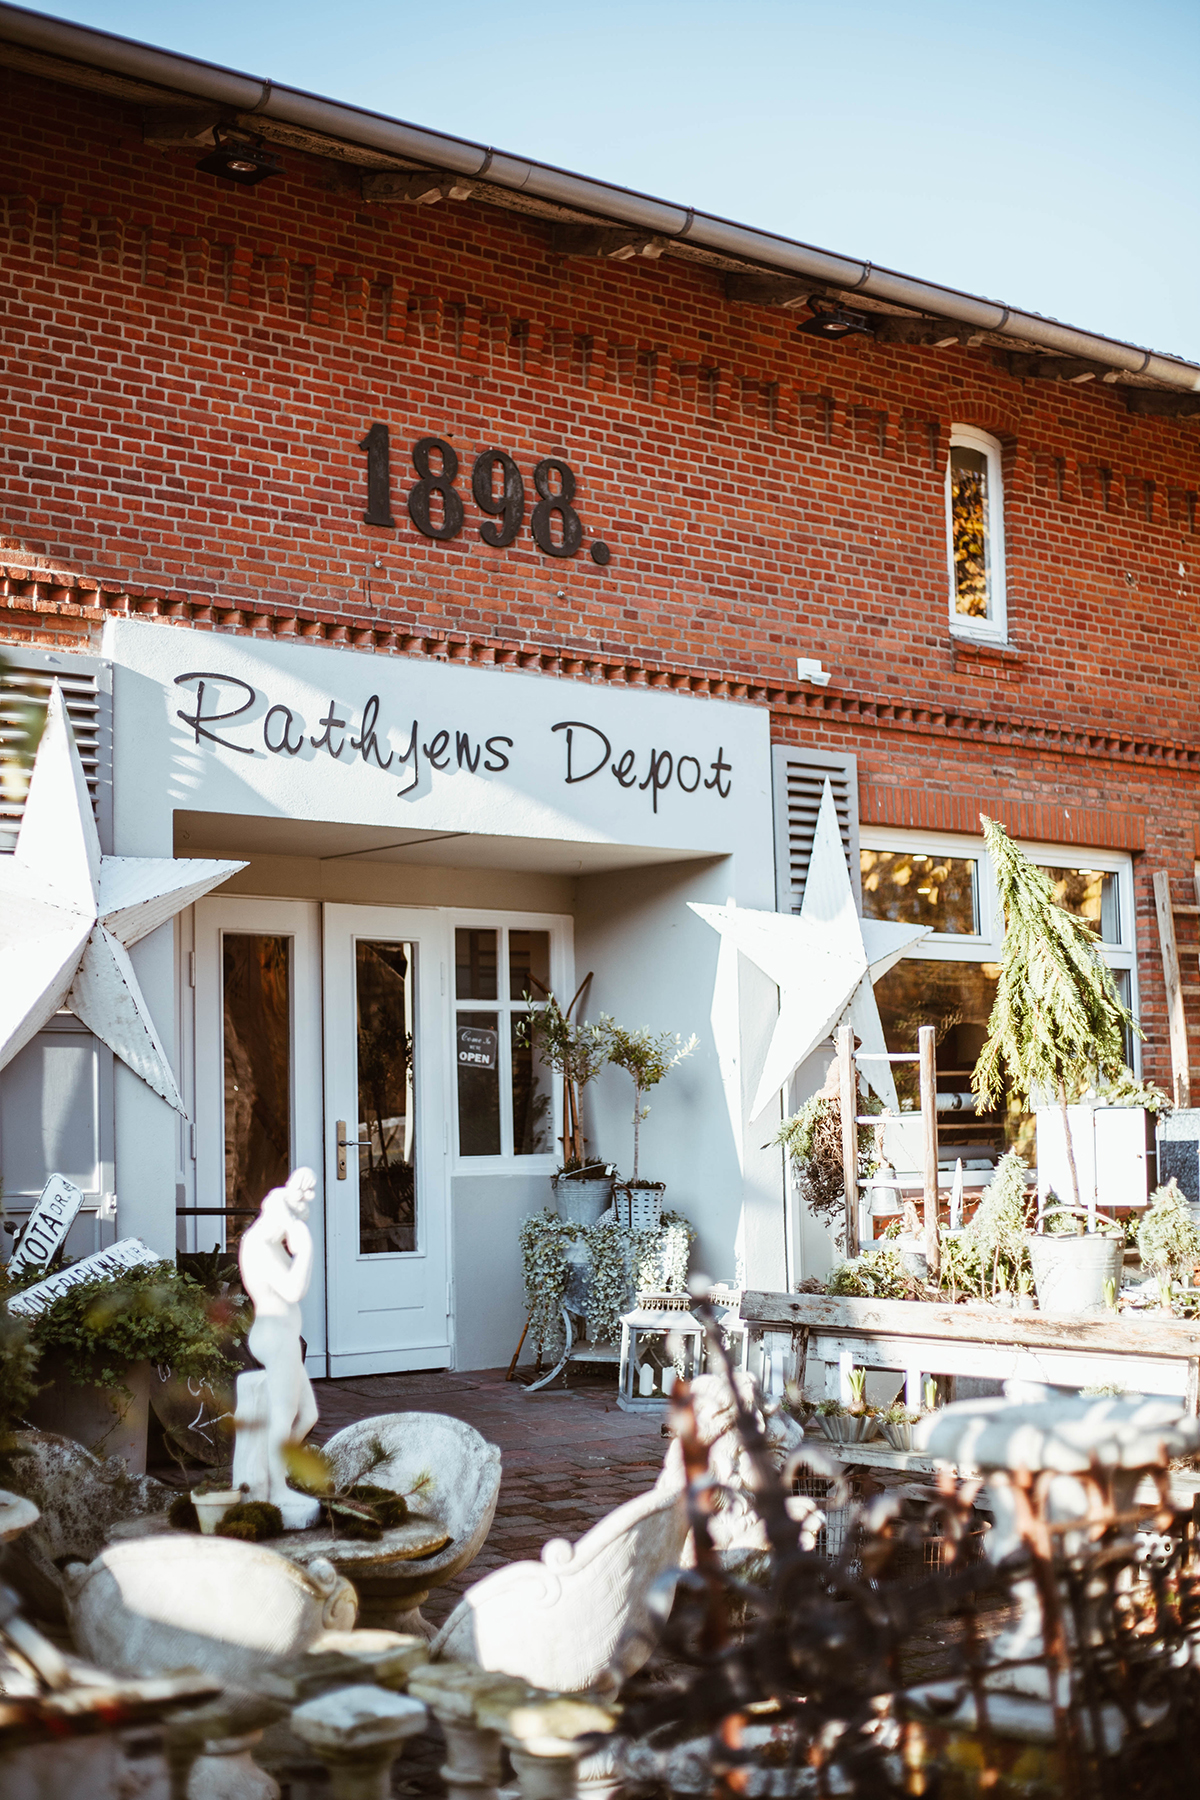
[0,648,112,852]
[772,746,860,913]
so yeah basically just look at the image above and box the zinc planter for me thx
[25,1354,152,1473]
[817,1411,879,1447]
[1027,1231,1124,1316]
[553,1172,614,1227]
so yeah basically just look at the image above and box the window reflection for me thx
[861,850,978,935]
[223,934,291,1240]
[457,1010,501,1156]
[356,940,416,1255]
[950,444,991,618]
[455,928,497,1001]
[1037,866,1120,942]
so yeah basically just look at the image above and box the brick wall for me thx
[2,68,1199,1088]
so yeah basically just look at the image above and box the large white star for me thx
[0,684,245,1114]
[691,779,930,1119]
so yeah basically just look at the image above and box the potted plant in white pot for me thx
[518,981,614,1225]
[596,1016,696,1228]
[972,817,1136,1315]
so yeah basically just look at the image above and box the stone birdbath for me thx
[264,1412,501,1637]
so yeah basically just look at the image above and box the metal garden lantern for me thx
[617,1293,704,1412]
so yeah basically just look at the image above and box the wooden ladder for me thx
[1152,871,1200,1107]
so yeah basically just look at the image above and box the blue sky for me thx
[33,0,1200,362]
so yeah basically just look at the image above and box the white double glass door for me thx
[192,898,450,1377]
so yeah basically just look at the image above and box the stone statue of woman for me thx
[231,1167,322,1529]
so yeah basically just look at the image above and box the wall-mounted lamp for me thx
[796,298,874,341]
[197,131,281,187]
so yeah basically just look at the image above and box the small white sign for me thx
[7,1175,84,1277]
[7,1237,168,1316]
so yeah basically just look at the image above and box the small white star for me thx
[0,685,245,1114]
[691,779,930,1118]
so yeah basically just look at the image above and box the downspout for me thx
[2,0,1197,392]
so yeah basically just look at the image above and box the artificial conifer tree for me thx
[972,816,1138,1219]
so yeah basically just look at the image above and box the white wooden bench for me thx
[740,1290,1200,1414]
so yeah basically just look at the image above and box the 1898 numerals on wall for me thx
[358,424,611,564]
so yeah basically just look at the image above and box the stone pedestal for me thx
[290,1685,427,1800]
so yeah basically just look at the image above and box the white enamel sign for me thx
[7,1174,84,1277]
[7,1237,168,1316]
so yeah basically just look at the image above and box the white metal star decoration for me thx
[0,684,245,1114]
[691,779,930,1119]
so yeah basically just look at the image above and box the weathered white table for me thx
[741,1289,1200,1415]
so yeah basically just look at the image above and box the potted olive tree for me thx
[597,1016,696,1228]
[972,817,1135,1314]
[519,980,614,1225]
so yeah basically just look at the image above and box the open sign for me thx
[457,1026,498,1070]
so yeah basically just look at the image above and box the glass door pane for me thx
[223,933,291,1238]
[356,940,417,1255]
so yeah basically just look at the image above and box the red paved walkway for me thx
[309,1365,669,1626]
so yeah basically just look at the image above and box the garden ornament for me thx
[431,1481,688,1696]
[290,1685,428,1800]
[232,1168,322,1530]
[0,682,244,1111]
[690,779,928,1119]
[275,1412,501,1635]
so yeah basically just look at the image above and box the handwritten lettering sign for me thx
[172,673,734,816]
[7,1238,168,1317]
[7,1175,84,1278]
[457,1026,498,1070]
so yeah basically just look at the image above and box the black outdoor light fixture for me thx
[196,130,281,186]
[796,297,875,341]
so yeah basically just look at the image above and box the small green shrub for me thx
[828,1248,913,1301]
[1138,1179,1200,1289]
[168,1494,201,1532]
[215,1500,284,1542]
[26,1262,247,1390]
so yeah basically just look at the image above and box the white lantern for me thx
[617,1294,704,1413]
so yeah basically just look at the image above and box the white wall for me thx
[452,1172,552,1372]
[574,855,786,1297]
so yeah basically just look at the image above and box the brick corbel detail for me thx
[860,783,1146,852]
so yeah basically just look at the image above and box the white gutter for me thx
[4,0,1198,393]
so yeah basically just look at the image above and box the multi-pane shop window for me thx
[454,925,555,1160]
[860,830,1137,1171]
[947,426,1006,638]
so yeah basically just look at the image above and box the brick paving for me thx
[308,1364,670,1627]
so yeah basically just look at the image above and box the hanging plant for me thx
[518,1210,580,1355]
[519,1208,695,1353]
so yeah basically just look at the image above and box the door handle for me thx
[335,1120,373,1181]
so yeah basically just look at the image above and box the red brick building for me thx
[0,4,1196,1371]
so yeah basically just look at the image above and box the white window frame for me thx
[860,826,1139,1065]
[946,424,1007,643]
[448,908,573,1175]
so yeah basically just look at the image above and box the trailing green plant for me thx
[518,1206,695,1355]
[25,1261,248,1390]
[1138,1179,1200,1302]
[594,1015,697,1181]
[964,1150,1033,1299]
[827,1247,914,1301]
[973,816,1139,1215]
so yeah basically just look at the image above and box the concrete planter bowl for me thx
[1028,1230,1124,1316]
[276,1411,502,1636]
